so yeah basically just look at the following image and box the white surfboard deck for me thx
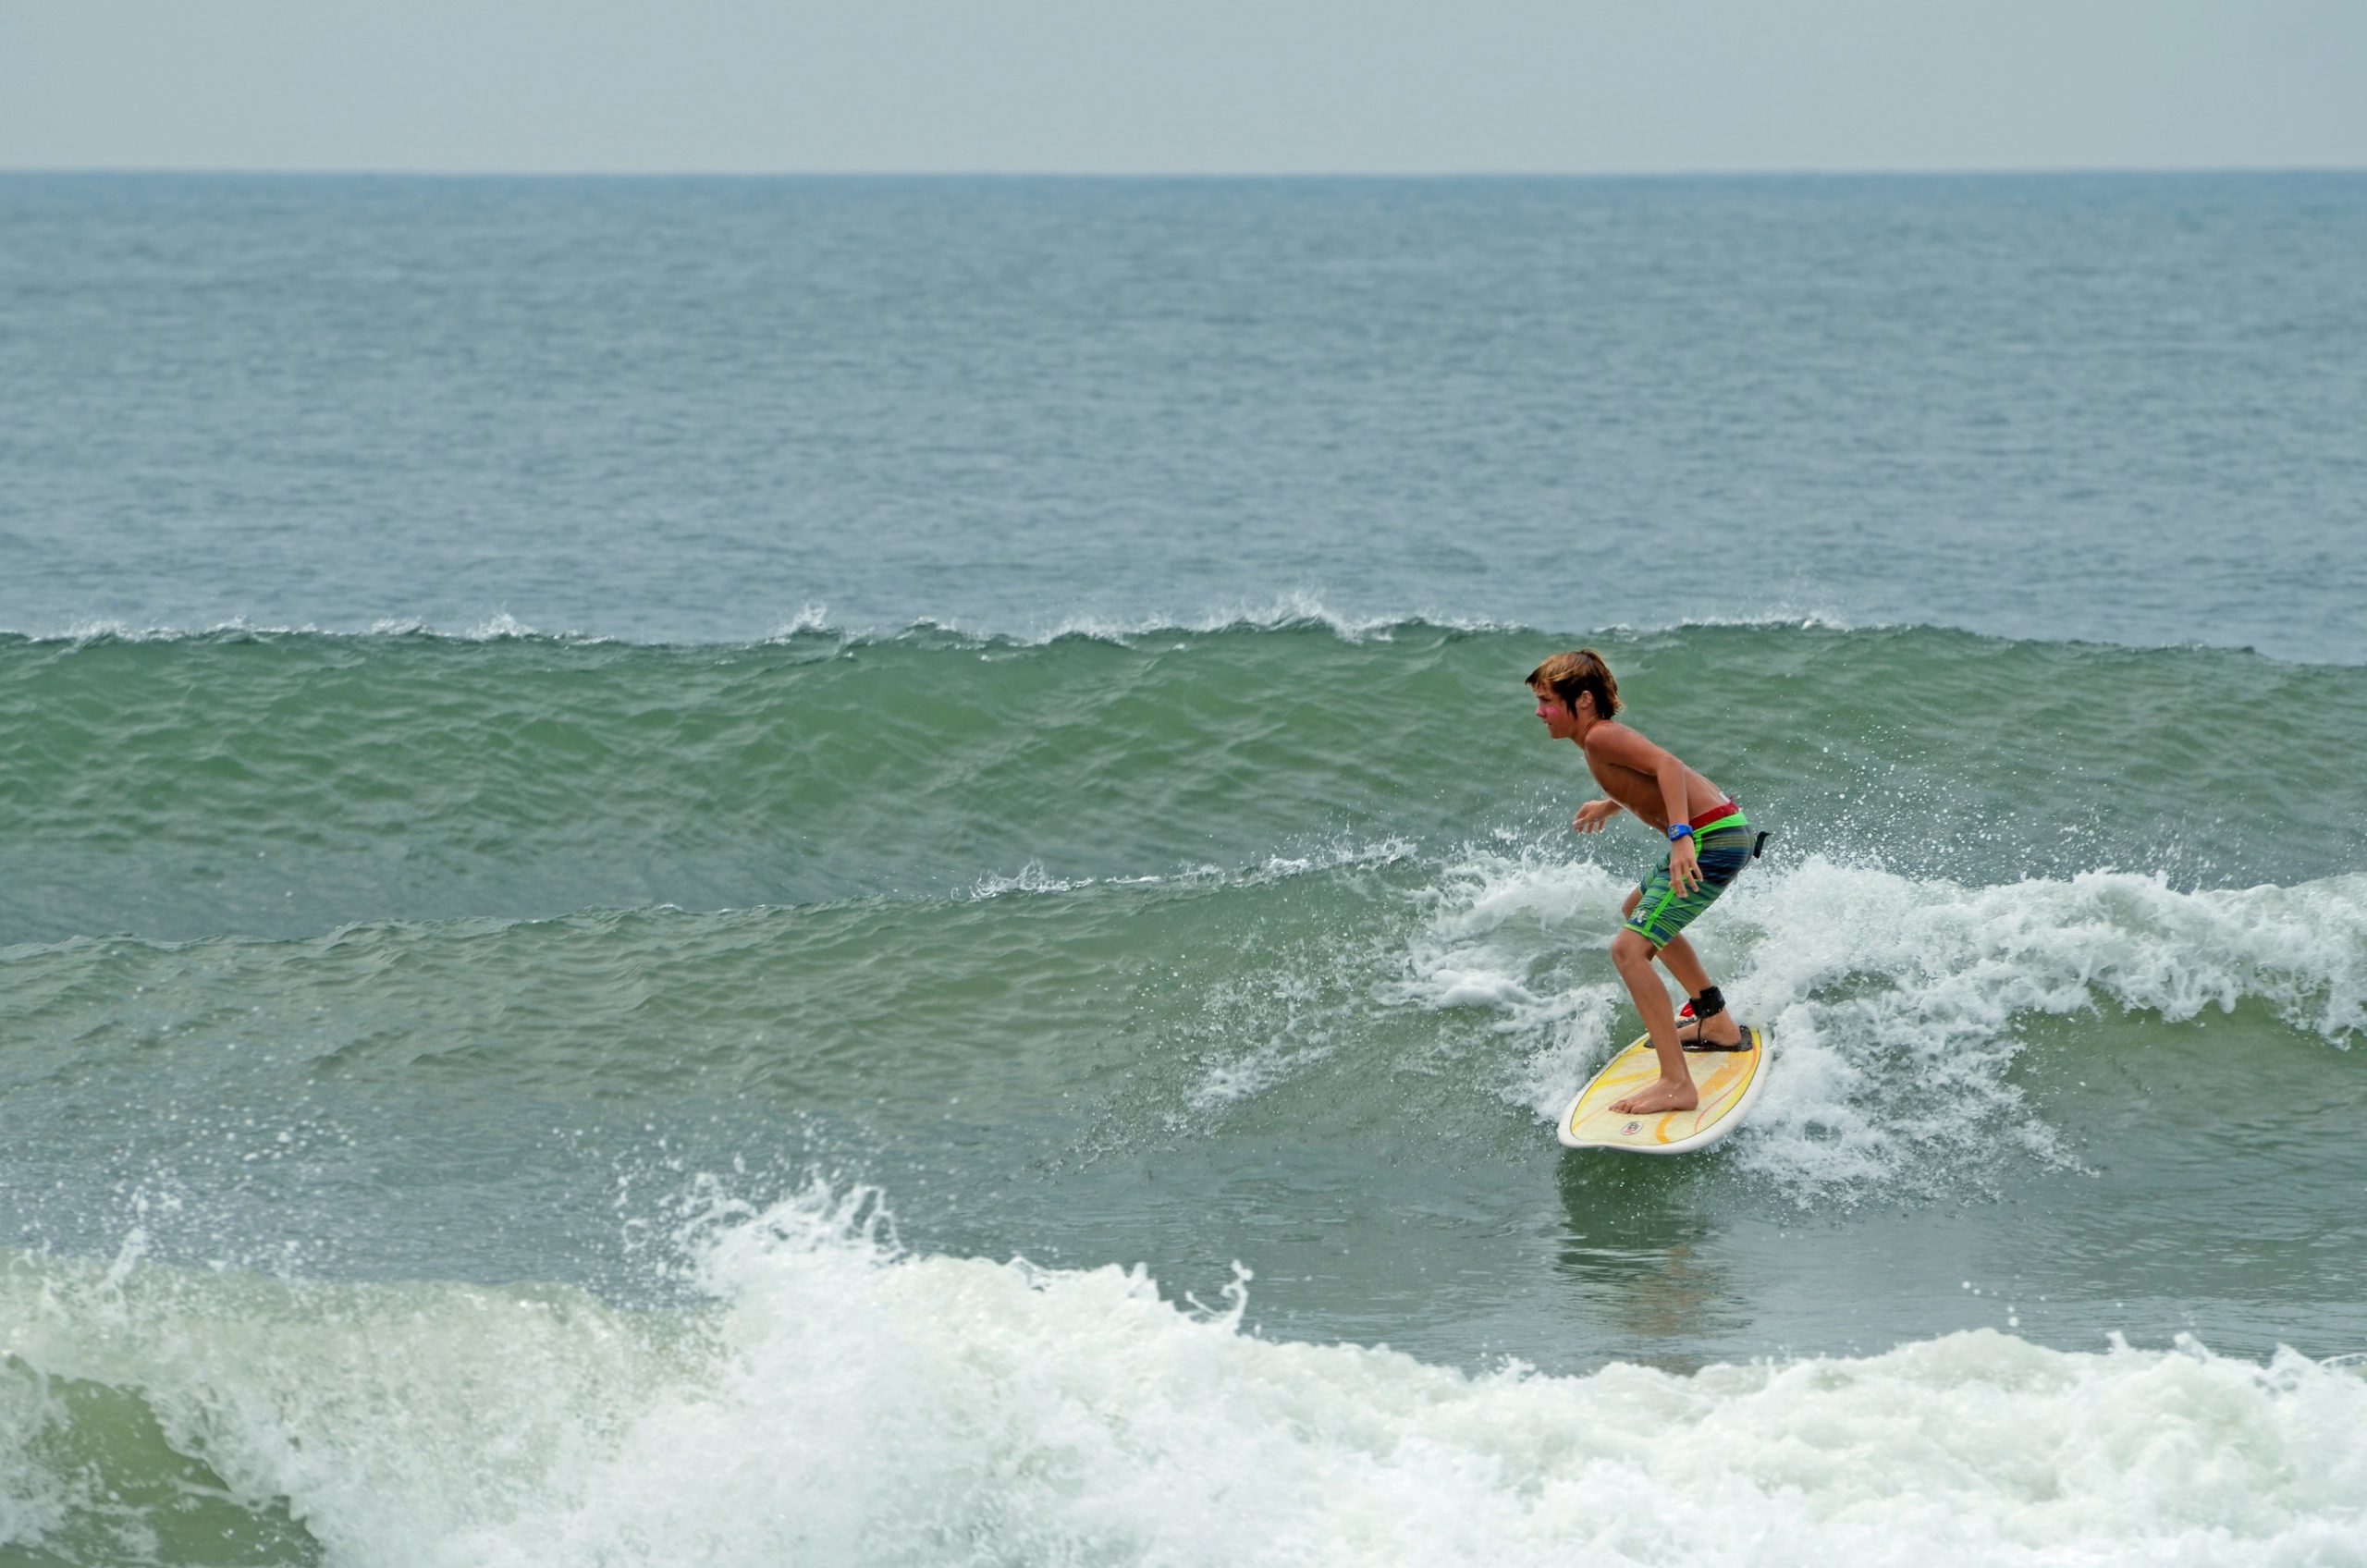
[1557,1023,1770,1154]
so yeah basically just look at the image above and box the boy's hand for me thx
[1668,836,1701,896]
[1572,800,1621,833]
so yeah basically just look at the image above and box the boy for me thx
[1527,649,1755,1115]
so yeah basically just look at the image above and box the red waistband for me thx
[1687,799,1741,830]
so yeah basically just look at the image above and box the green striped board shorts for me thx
[1625,808,1753,948]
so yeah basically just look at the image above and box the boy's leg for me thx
[1656,936,1742,1047]
[1609,928,1699,1114]
[1616,888,1735,1047]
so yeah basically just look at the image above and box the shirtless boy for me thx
[1527,649,1755,1116]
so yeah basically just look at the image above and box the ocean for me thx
[2,172,2364,1566]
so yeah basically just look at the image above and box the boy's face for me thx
[1533,688,1581,740]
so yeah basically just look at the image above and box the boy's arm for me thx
[1583,726,1704,892]
[1582,725,1693,826]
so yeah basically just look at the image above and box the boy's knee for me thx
[1611,928,1658,971]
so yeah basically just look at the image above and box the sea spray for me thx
[1395,848,2367,1198]
[6,1186,2367,1567]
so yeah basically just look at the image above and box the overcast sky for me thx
[4,0,2362,176]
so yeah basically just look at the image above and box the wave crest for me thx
[1395,850,2366,1198]
[6,1187,2366,1567]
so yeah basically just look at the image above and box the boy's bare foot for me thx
[1611,1076,1699,1115]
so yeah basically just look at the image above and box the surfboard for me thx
[1557,1022,1770,1154]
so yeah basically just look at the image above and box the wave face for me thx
[6,1192,2367,1568]
[6,636,2366,1405]
[5,621,2361,945]
[6,849,2359,1203]
[6,621,2363,1392]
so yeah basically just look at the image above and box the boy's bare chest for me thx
[1584,757,1671,828]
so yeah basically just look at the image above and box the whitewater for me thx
[6,1183,2364,1568]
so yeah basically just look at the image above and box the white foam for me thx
[449,610,619,643]
[6,1191,2366,1568]
[1024,589,1488,644]
[1593,606,1873,636]
[52,613,332,643]
[1393,849,2367,1198]
[12,597,1444,648]
[965,858,1101,900]
[20,613,619,647]
[765,601,836,639]
[786,591,1527,649]
[1184,967,1343,1110]
[965,838,1413,903]
[9,606,2355,668]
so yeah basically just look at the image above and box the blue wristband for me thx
[1667,824,1694,842]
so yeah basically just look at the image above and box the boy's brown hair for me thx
[1526,648,1622,719]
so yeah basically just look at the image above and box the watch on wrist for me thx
[1667,823,1695,842]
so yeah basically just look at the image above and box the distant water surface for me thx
[4,172,2363,660]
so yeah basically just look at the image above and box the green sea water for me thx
[6,622,2361,1353]
[6,621,2353,944]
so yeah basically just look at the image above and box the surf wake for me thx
[1396,851,2367,1196]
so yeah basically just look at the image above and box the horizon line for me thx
[5,163,2364,182]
